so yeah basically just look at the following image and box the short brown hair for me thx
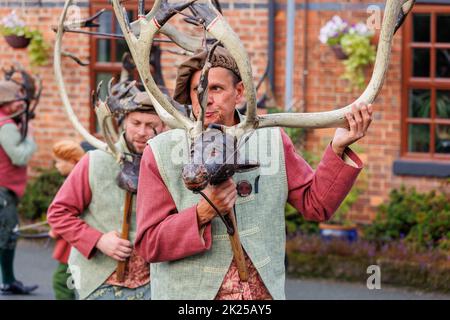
[52,140,85,163]
[173,46,241,105]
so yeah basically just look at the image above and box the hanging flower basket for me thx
[4,34,31,48]
[330,44,348,60]
[0,11,50,66]
[319,223,358,242]
[319,15,376,89]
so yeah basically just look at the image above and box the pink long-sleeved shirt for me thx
[47,154,150,288]
[134,129,363,263]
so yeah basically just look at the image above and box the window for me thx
[89,0,154,132]
[402,5,450,161]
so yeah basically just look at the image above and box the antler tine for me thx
[194,41,220,134]
[257,0,412,130]
[96,99,121,161]
[30,75,43,114]
[54,0,113,156]
[111,0,194,132]
[107,77,115,96]
[62,51,90,66]
[395,0,415,34]
[129,0,202,52]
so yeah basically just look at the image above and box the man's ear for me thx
[235,81,244,104]
[122,114,129,130]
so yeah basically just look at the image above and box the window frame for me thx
[89,0,153,133]
[401,4,450,162]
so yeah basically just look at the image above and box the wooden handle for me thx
[116,192,133,282]
[226,209,248,282]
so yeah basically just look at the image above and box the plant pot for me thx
[330,45,348,60]
[319,223,358,242]
[4,35,31,49]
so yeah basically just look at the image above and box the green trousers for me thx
[0,188,19,285]
[52,262,76,300]
[0,188,19,250]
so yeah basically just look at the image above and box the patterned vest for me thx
[149,126,288,300]
[68,135,139,300]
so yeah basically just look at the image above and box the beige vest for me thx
[149,127,289,299]
[68,135,140,300]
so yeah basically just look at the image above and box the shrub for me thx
[285,203,319,236]
[18,168,65,220]
[363,186,450,250]
[286,234,450,293]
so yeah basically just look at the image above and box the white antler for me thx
[111,0,195,134]
[110,0,414,141]
[54,0,122,162]
[256,0,414,129]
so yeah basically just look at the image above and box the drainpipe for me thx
[268,0,275,92]
[302,0,309,113]
[285,0,295,111]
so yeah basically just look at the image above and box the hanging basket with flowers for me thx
[319,15,377,89]
[0,10,50,67]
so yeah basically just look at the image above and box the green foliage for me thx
[18,168,65,220]
[286,234,450,293]
[340,33,376,89]
[0,25,50,67]
[285,203,319,236]
[363,186,450,250]
[284,127,305,146]
[27,29,50,67]
[436,91,450,118]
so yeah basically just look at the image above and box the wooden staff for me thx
[116,191,133,282]
[224,208,248,281]
[198,192,248,281]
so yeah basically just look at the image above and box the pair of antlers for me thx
[54,0,415,159]
[0,65,42,140]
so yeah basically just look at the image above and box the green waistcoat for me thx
[68,135,140,300]
[149,126,288,300]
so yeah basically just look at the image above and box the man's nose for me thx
[207,92,214,105]
[137,125,147,136]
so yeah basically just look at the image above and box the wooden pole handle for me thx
[226,209,248,282]
[116,192,133,282]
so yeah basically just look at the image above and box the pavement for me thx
[1,240,449,300]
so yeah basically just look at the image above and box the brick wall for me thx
[0,1,90,172]
[0,0,447,223]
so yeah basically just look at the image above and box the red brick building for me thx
[1,0,449,223]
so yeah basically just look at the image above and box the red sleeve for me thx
[47,154,103,259]
[134,145,212,263]
[281,129,363,222]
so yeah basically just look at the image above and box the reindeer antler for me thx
[256,0,415,130]
[111,0,414,141]
[54,0,121,161]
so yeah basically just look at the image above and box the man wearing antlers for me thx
[0,80,38,295]
[135,46,373,300]
[47,92,165,300]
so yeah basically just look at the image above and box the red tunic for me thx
[52,237,71,264]
[0,110,28,198]
[134,129,363,299]
[47,154,149,288]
